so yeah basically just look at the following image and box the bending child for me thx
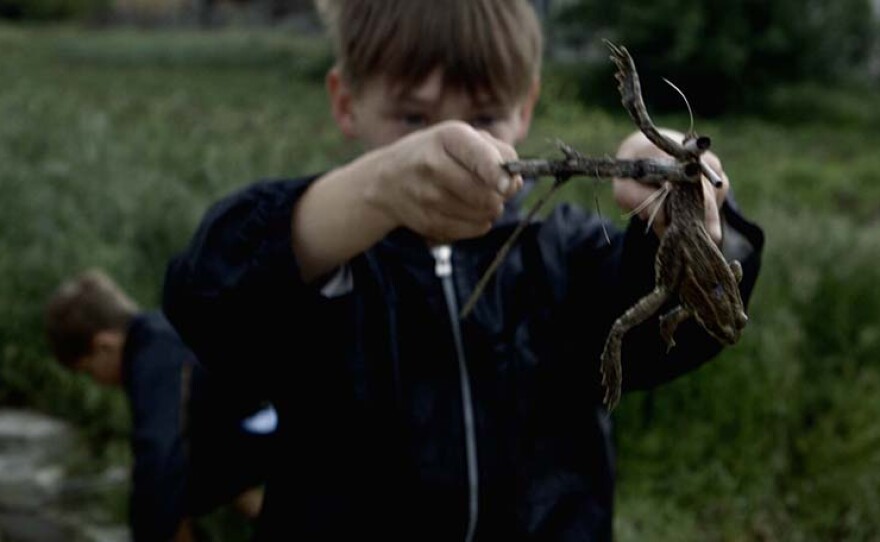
[46,269,275,541]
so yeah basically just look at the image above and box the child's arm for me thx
[163,122,521,383]
[292,121,521,281]
[127,334,191,541]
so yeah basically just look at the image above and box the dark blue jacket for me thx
[123,311,273,541]
[163,176,763,541]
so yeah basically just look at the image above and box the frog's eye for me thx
[712,283,725,300]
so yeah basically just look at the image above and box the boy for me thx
[45,269,274,541]
[163,0,763,540]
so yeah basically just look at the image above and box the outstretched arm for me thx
[126,333,190,542]
[292,121,520,281]
[164,121,520,380]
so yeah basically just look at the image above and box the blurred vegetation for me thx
[1,24,880,541]
[552,0,879,115]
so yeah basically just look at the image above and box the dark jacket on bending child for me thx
[163,176,763,541]
[124,311,274,540]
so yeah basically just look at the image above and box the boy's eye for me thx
[400,113,428,128]
[469,114,497,129]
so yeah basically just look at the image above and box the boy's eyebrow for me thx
[395,95,437,108]
[472,96,506,109]
[394,90,508,110]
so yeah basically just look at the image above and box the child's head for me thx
[45,269,139,386]
[318,0,543,147]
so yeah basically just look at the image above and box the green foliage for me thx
[759,82,880,127]
[554,0,878,114]
[55,29,333,79]
[0,0,108,21]
[2,26,880,540]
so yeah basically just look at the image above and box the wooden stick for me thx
[461,148,701,319]
[502,156,700,184]
[460,178,567,319]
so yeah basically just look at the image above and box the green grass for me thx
[2,24,880,541]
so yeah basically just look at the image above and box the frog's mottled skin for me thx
[599,44,748,410]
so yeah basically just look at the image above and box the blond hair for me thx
[45,269,139,367]
[317,0,543,104]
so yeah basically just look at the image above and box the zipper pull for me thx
[431,244,453,278]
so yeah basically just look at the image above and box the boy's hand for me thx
[612,130,729,244]
[370,121,523,244]
[292,121,521,282]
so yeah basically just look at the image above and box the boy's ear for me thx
[515,78,541,143]
[326,66,358,138]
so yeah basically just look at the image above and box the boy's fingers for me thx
[432,163,506,219]
[441,184,505,221]
[476,130,523,199]
[700,153,727,244]
[423,212,493,243]
[400,179,497,238]
[702,177,723,244]
[439,123,513,196]
[701,152,729,207]
[433,181,505,223]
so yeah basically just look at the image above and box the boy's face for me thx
[71,330,124,387]
[328,67,539,149]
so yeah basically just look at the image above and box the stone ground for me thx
[0,410,128,542]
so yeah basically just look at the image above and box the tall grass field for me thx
[2,25,880,540]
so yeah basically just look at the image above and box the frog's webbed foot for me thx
[659,305,692,352]
[600,287,670,411]
[600,340,622,410]
[730,260,743,284]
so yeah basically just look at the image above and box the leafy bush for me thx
[759,82,880,127]
[553,0,878,114]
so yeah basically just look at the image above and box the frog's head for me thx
[688,260,747,345]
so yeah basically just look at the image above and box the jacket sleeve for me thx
[127,334,190,542]
[538,199,764,392]
[162,177,322,389]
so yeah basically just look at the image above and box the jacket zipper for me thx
[431,244,479,542]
